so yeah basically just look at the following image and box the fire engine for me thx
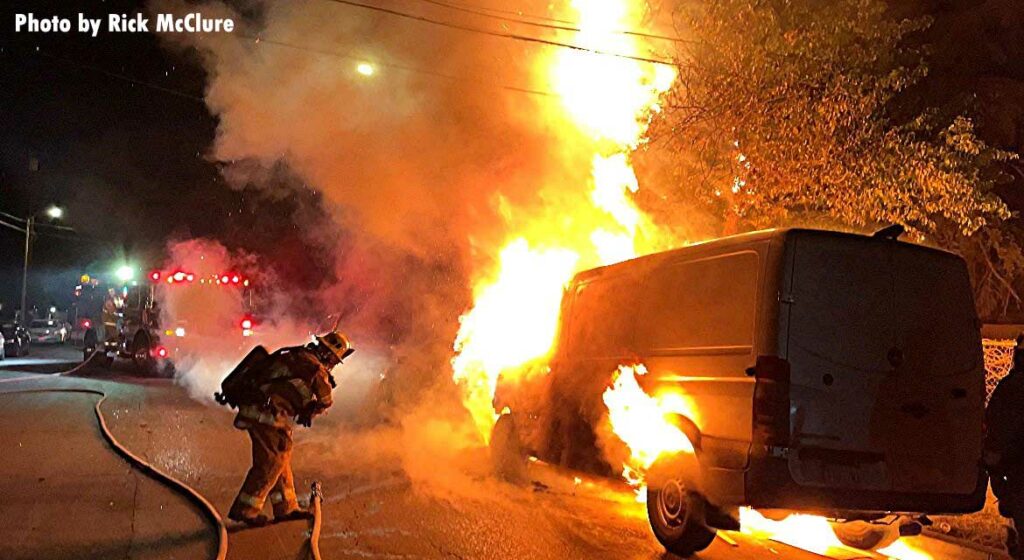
[81,268,259,375]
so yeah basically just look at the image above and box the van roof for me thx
[572,227,958,282]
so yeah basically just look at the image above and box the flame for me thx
[877,539,934,560]
[451,0,677,443]
[738,508,847,555]
[451,240,578,437]
[603,365,696,481]
[739,509,934,559]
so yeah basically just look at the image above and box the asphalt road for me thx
[0,345,1005,560]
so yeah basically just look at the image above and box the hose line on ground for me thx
[0,387,229,560]
[310,481,324,560]
[1,354,325,560]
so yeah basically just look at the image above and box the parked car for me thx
[28,319,68,344]
[495,227,986,556]
[0,323,30,357]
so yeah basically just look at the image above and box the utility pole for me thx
[20,215,33,327]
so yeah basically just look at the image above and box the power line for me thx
[27,49,205,103]
[0,211,26,224]
[412,0,579,25]
[0,219,26,234]
[403,0,691,43]
[317,0,676,66]
[34,222,77,232]
[0,210,76,231]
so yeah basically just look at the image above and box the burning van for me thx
[494,227,987,555]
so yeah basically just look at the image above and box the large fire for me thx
[446,3,936,559]
[451,0,676,442]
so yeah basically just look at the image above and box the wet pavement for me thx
[0,346,1006,560]
[0,354,214,559]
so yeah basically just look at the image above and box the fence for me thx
[983,338,1016,402]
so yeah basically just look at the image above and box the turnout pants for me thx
[230,424,300,519]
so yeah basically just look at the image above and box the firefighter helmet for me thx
[316,331,354,363]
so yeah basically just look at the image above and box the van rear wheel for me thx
[831,520,900,550]
[646,478,716,556]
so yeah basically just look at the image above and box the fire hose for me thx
[0,354,326,560]
[310,481,324,560]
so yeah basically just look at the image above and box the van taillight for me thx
[751,355,791,446]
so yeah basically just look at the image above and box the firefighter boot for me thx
[271,461,312,521]
[228,496,270,527]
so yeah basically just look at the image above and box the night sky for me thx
[1,0,331,313]
[1,0,1022,314]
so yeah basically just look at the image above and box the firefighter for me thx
[100,288,120,343]
[986,334,1024,560]
[227,330,353,526]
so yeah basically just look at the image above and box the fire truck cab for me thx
[81,268,259,376]
[82,283,169,375]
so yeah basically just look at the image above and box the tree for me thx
[642,0,1019,318]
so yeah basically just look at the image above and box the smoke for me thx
[158,238,386,412]
[150,0,605,402]
[149,0,690,495]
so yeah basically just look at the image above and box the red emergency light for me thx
[155,346,169,359]
[220,275,230,284]
[240,318,253,330]
[81,319,92,329]
[149,271,161,282]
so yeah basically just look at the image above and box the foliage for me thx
[646,0,1020,318]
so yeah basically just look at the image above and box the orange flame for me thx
[602,365,697,484]
[739,509,934,559]
[451,0,677,443]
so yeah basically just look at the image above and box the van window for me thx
[638,252,759,351]
[566,274,638,358]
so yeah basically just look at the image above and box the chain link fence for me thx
[983,338,1016,402]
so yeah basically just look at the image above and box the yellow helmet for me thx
[316,331,354,363]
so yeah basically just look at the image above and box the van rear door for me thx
[889,243,983,495]
[784,232,983,497]
[785,233,895,491]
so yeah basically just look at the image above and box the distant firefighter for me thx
[216,328,354,526]
[986,334,1024,559]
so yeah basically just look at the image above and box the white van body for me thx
[497,228,986,550]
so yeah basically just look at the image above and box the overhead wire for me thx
[0,219,26,234]
[401,0,691,43]
[316,0,677,66]
[411,0,579,25]
[0,211,27,224]
[8,48,206,103]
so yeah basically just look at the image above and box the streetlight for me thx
[356,62,376,77]
[115,265,135,282]
[19,205,64,326]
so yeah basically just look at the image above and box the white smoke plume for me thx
[157,238,385,415]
